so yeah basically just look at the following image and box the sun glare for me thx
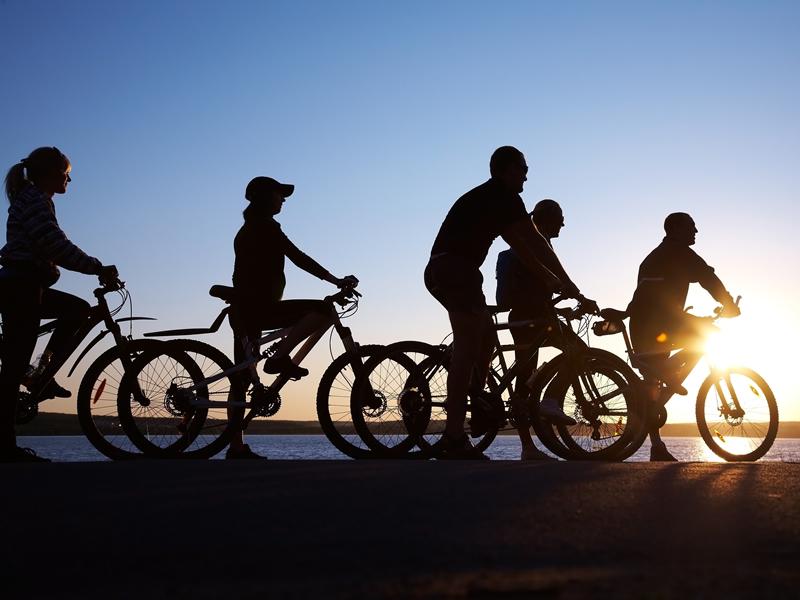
[703,327,740,368]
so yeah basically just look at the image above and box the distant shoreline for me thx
[17,412,800,438]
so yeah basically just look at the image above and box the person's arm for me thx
[687,249,737,312]
[501,218,572,295]
[20,193,102,275]
[282,234,345,286]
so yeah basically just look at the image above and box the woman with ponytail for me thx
[0,147,117,462]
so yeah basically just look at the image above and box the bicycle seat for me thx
[599,308,629,321]
[487,305,508,315]
[209,285,237,304]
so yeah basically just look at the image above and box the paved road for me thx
[1,461,798,598]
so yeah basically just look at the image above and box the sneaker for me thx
[439,434,490,460]
[649,441,678,462]
[36,379,72,400]
[539,397,577,426]
[0,446,51,463]
[225,444,266,460]
[521,446,556,461]
[23,373,72,399]
[262,355,309,381]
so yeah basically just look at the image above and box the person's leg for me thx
[38,288,91,359]
[0,278,42,454]
[641,355,678,461]
[228,300,331,457]
[508,309,539,454]
[538,328,585,425]
[261,300,333,375]
[226,321,259,454]
[444,309,489,440]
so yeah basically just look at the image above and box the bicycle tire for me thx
[554,350,645,461]
[525,357,575,460]
[118,340,244,459]
[316,344,383,459]
[399,341,500,458]
[352,346,428,457]
[77,339,165,460]
[355,341,500,459]
[696,366,778,462]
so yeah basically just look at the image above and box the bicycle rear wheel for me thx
[696,367,778,462]
[77,339,165,460]
[118,340,244,459]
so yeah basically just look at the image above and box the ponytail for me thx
[4,146,70,202]
[4,162,27,201]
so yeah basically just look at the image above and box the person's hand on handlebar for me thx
[577,294,600,315]
[98,264,119,287]
[335,275,359,289]
[717,299,741,319]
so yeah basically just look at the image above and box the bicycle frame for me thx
[415,308,629,418]
[21,284,155,403]
[601,308,746,419]
[169,289,364,415]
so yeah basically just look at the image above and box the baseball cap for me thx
[245,176,295,202]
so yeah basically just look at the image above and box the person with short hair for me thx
[226,176,357,459]
[628,212,740,461]
[0,147,117,462]
[496,199,598,460]
[424,146,565,459]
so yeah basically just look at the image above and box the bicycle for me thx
[116,282,396,459]
[351,300,644,460]
[1,277,169,460]
[591,297,778,461]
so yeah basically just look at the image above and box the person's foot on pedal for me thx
[539,397,577,426]
[262,355,309,381]
[521,446,556,461]
[439,433,489,460]
[225,444,266,460]
[0,446,51,463]
[649,441,678,462]
[36,379,72,400]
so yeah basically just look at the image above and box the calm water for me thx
[16,435,800,462]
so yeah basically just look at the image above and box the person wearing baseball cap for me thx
[226,176,358,459]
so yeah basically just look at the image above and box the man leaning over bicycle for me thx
[496,199,599,460]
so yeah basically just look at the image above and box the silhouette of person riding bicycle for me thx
[626,211,741,460]
[225,176,358,459]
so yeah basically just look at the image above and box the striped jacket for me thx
[0,183,101,283]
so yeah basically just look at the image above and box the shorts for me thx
[229,299,329,337]
[424,254,487,314]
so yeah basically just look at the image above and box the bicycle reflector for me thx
[93,379,107,405]
[592,320,623,336]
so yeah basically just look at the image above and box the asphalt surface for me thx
[1,460,798,599]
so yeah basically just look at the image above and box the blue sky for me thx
[2,0,798,421]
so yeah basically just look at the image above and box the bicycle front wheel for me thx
[316,344,383,459]
[555,351,644,461]
[77,339,165,460]
[351,346,429,458]
[118,340,244,459]
[696,367,778,462]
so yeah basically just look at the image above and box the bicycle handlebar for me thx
[551,295,598,321]
[94,277,125,296]
[326,284,360,308]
